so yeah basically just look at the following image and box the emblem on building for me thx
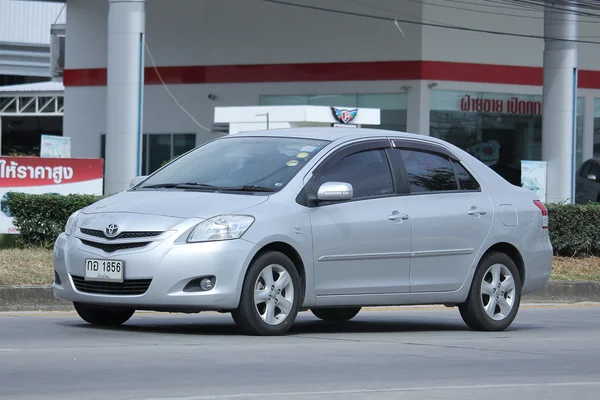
[331,107,358,124]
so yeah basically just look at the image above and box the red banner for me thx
[0,157,104,188]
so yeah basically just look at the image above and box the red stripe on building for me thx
[63,60,600,89]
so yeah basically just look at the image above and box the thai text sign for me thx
[0,156,104,234]
[460,95,543,115]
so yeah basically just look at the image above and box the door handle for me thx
[468,208,487,216]
[389,212,409,221]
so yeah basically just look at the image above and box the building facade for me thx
[52,0,600,200]
[0,0,66,156]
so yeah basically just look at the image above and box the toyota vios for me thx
[53,128,552,336]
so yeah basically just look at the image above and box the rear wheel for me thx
[73,302,135,326]
[311,307,361,322]
[231,251,301,336]
[458,251,522,331]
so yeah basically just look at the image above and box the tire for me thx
[73,302,135,326]
[311,307,361,322]
[231,251,301,336]
[459,251,522,331]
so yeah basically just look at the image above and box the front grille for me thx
[80,239,150,253]
[71,275,151,296]
[80,228,163,240]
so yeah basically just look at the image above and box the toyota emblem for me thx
[105,224,120,238]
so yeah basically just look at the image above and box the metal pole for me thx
[0,116,2,156]
[105,0,145,194]
[542,0,578,204]
[257,113,270,129]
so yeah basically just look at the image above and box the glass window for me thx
[101,133,197,176]
[452,160,480,191]
[260,93,408,132]
[147,134,172,174]
[313,149,394,199]
[594,98,600,159]
[173,134,197,158]
[140,136,329,192]
[399,149,458,193]
[431,90,585,186]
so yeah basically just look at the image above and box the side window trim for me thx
[390,139,460,162]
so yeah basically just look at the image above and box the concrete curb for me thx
[0,286,73,312]
[1,281,599,312]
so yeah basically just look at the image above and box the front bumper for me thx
[52,231,257,312]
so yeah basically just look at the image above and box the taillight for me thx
[534,200,548,229]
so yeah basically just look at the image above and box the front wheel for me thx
[311,307,361,322]
[231,251,301,336]
[73,302,135,326]
[458,251,522,331]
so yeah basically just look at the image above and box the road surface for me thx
[1,303,599,400]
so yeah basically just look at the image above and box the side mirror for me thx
[317,182,353,202]
[129,175,148,188]
[587,174,597,181]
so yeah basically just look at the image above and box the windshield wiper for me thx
[137,183,274,192]
[221,185,275,193]
[139,182,218,190]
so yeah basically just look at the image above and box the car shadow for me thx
[57,311,539,336]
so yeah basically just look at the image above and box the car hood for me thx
[82,190,270,219]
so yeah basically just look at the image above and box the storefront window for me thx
[430,90,584,186]
[260,93,408,132]
[594,98,600,159]
[100,133,196,176]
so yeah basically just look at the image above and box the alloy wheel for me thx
[480,263,516,321]
[253,264,295,326]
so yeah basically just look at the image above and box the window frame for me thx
[297,139,401,207]
[389,139,482,196]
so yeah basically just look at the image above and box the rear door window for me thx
[451,160,481,191]
[397,149,458,193]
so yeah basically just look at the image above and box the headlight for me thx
[64,210,81,236]
[187,215,255,243]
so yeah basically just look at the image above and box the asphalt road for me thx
[1,304,600,400]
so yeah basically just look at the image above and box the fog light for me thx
[200,277,214,291]
[54,270,61,285]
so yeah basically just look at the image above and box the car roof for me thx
[227,127,433,143]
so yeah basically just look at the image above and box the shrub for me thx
[547,203,600,257]
[6,192,103,248]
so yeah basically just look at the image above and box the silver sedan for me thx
[53,128,553,335]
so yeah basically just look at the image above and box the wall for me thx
[0,0,66,45]
[65,0,424,70]
[421,0,600,70]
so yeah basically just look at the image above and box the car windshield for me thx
[138,136,330,192]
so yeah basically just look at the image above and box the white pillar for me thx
[542,0,578,204]
[105,0,145,194]
[406,81,430,135]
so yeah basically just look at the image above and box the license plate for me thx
[84,259,124,282]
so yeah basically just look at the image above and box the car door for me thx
[303,139,412,296]
[389,139,493,293]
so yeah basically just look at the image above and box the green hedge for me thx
[3,193,600,257]
[547,203,600,257]
[6,192,103,248]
